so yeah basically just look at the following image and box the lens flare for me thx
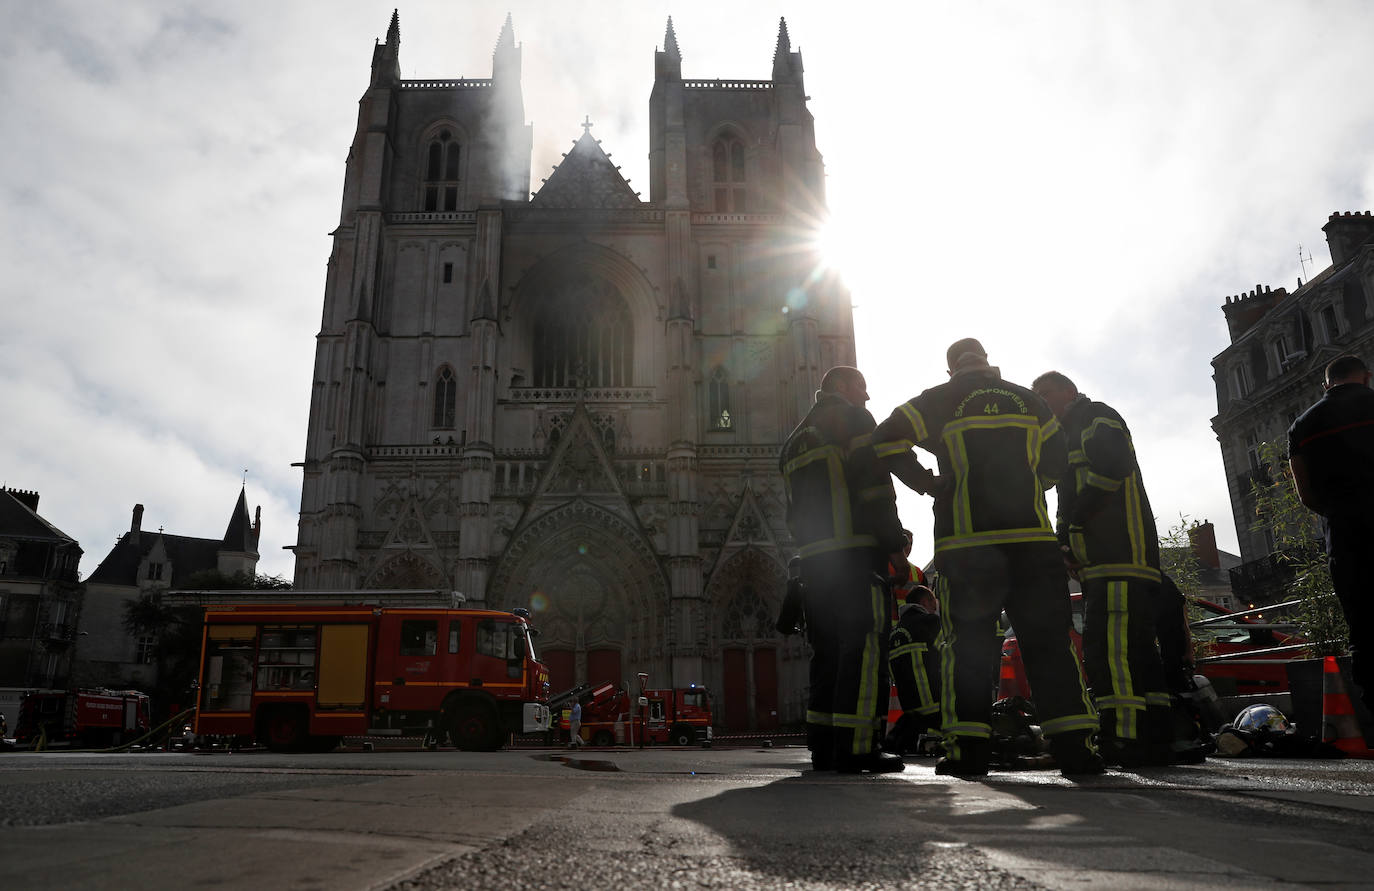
[529,590,549,613]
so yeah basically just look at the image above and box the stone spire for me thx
[386,8,399,46]
[772,17,791,69]
[664,17,680,60]
[495,12,515,53]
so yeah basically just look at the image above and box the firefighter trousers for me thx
[800,549,890,761]
[890,625,939,729]
[936,542,1098,762]
[1081,577,1170,743]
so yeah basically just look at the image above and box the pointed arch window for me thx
[712,135,747,213]
[423,129,461,212]
[709,366,732,430]
[433,366,457,428]
[532,275,633,388]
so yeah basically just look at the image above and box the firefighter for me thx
[1031,370,1173,766]
[885,583,942,754]
[780,366,914,773]
[870,339,1101,777]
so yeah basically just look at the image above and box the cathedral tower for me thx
[293,14,855,732]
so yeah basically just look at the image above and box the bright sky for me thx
[3,1,1372,580]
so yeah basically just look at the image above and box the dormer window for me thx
[423,130,461,212]
[146,562,164,581]
[1319,304,1341,343]
[712,136,746,212]
[1230,364,1251,400]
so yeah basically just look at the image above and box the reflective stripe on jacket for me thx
[781,393,904,558]
[1057,395,1160,582]
[872,369,1066,553]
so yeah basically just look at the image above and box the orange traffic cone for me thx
[886,683,903,732]
[1321,656,1373,758]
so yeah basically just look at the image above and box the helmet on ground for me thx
[1233,704,1290,735]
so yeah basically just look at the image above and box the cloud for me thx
[3,0,1371,582]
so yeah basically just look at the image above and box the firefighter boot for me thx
[1051,730,1106,777]
[934,736,990,778]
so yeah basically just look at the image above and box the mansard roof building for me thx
[1211,211,1374,601]
[291,14,849,729]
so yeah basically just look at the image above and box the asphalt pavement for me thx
[2,744,1373,889]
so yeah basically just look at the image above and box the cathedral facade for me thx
[292,13,857,730]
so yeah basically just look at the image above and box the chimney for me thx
[131,504,144,534]
[1322,211,1374,267]
[2,487,40,512]
[1189,521,1220,570]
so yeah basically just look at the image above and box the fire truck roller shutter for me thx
[318,624,369,708]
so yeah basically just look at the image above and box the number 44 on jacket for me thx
[192,591,551,752]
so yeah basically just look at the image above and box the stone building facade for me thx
[0,488,82,701]
[1211,211,1374,601]
[291,14,850,730]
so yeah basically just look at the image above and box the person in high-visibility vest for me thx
[1032,370,1172,767]
[780,366,915,773]
[869,339,1101,778]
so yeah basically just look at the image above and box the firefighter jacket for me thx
[1056,394,1160,583]
[781,392,905,559]
[871,367,1067,554]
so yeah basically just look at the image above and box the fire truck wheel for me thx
[592,730,614,747]
[670,725,695,747]
[449,702,500,751]
[260,707,307,752]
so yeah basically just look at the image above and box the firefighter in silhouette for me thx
[780,366,918,773]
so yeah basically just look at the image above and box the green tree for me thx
[1250,440,1347,657]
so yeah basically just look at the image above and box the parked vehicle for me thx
[14,688,150,747]
[556,679,712,746]
[194,601,550,752]
[998,594,1305,700]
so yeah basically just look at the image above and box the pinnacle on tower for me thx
[664,17,680,59]
[386,8,399,46]
[495,12,515,53]
[773,17,791,65]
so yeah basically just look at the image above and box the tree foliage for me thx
[1250,439,1348,657]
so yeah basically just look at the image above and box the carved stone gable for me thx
[533,404,626,498]
[531,130,641,209]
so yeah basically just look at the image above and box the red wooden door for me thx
[722,648,748,731]
[587,648,622,690]
[752,647,778,730]
[543,649,574,695]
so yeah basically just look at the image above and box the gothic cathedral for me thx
[292,13,857,731]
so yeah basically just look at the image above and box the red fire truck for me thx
[193,599,550,752]
[15,688,150,747]
[559,678,712,746]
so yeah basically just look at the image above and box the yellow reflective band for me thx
[898,401,927,442]
[1042,415,1061,440]
[937,575,958,735]
[1095,695,1147,708]
[944,722,993,739]
[873,440,912,458]
[1080,564,1161,582]
[1040,714,1099,735]
[933,528,1058,552]
[806,709,836,726]
[1083,416,1125,442]
[1106,580,1135,739]
[1125,477,1146,563]
[949,428,973,537]
[1084,471,1122,492]
[782,444,842,476]
[912,642,935,710]
[1145,692,1172,707]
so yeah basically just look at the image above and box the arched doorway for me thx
[488,501,668,691]
[706,548,787,732]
